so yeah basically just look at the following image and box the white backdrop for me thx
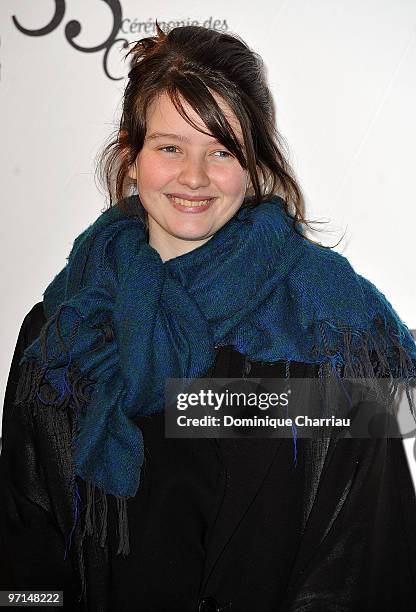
[1,1,415,482]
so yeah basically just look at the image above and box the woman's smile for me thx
[165,194,216,213]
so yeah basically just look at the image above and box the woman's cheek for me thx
[214,165,247,195]
[137,154,173,188]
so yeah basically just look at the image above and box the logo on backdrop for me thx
[12,0,229,81]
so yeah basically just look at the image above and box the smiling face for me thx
[128,91,249,261]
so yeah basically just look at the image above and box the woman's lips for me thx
[165,194,215,213]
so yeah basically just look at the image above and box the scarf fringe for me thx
[316,315,416,422]
[82,481,129,553]
[73,481,129,560]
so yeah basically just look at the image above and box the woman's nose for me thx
[177,156,210,189]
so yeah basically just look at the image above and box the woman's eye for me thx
[158,146,232,158]
[213,150,233,159]
[159,145,179,154]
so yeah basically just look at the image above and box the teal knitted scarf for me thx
[16,194,416,556]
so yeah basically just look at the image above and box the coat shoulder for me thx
[20,302,46,345]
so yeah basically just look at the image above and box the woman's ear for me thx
[118,129,137,180]
[245,171,254,194]
[128,159,137,180]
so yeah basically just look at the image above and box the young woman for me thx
[1,24,416,612]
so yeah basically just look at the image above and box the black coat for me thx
[1,303,416,611]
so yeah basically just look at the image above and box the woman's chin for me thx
[164,219,214,243]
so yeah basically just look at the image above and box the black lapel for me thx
[200,437,283,592]
[34,406,89,591]
[286,437,362,591]
[199,345,298,592]
[35,405,109,610]
[34,406,76,543]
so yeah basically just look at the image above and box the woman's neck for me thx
[148,224,213,262]
[149,232,211,261]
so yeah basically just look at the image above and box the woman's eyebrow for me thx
[145,132,220,144]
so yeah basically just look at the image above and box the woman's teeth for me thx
[169,196,212,207]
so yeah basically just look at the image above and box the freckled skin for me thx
[128,91,249,262]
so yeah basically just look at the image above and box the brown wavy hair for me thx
[96,23,316,233]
